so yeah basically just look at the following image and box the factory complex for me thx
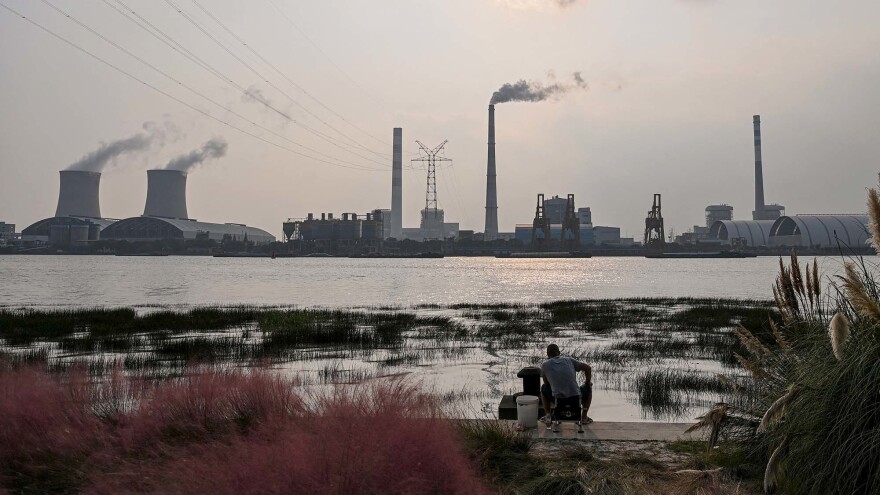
[4,112,873,256]
[20,168,275,248]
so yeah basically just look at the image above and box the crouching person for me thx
[539,343,593,426]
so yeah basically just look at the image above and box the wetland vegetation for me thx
[1,296,776,420]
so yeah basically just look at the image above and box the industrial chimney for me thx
[143,169,188,219]
[752,115,765,220]
[391,128,403,239]
[484,104,499,239]
[55,170,102,218]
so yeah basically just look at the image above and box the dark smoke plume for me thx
[490,72,588,104]
[66,122,171,172]
[164,138,228,172]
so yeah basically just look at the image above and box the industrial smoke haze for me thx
[65,121,172,172]
[164,138,228,172]
[490,72,588,104]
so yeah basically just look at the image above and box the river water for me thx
[0,254,857,421]
[0,255,851,308]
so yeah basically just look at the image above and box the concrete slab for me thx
[505,421,700,442]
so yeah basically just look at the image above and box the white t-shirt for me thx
[541,356,585,398]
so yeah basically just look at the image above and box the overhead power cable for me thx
[264,0,388,118]
[107,0,387,167]
[191,0,390,151]
[101,0,388,168]
[0,2,385,172]
[163,0,390,162]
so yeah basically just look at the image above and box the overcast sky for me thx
[2,0,879,239]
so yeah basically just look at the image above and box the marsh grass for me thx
[1,297,774,419]
[635,370,730,418]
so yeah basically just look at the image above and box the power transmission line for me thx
[264,0,389,118]
[0,1,385,172]
[164,0,390,162]
[191,0,390,152]
[107,0,387,167]
[100,0,388,168]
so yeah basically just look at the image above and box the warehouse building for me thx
[768,215,870,249]
[101,217,274,244]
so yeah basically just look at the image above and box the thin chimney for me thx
[484,105,499,238]
[752,115,765,220]
[391,128,403,239]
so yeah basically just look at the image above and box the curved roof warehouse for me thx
[101,217,275,244]
[709,220,776,247]
[768,215,869,249]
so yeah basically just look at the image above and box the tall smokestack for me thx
[484,105,499,239]
[752,115,765,220]
[55,170,102,218]
[144,169,188,219]
[391,128,403,239]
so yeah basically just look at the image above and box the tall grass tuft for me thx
[0,364,489,494]
[829,312,850,361]
[693,177,880,494]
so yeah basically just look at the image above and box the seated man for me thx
[540,343,593,425]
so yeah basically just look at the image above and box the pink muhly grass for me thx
[0,366,488,495]
[116,367,305,451]
[0,366,104,458]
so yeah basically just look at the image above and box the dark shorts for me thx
[541,383,591,402]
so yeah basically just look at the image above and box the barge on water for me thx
[645,251,757,259]
[495,251,592,259]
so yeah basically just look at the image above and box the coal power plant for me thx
[22,164,274,246]
[102,169,274,244]
[21,170,117,245]
[698,115,871,250]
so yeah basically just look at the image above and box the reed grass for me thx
[686,177,880,494]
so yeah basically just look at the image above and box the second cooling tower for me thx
[56,170,102,218]
[144,169,188,220]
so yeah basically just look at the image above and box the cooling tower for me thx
[484,105,499,239]
[144,169,188,219]
[55,170,102,218]
[391,128,403,239]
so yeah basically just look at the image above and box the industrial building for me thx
[700,116,871,250]
[709,215,870,249]
[767,215,870,249]
[283,210,387,251]
[0,222,16,245]
[102,217,274,244]
[708,220,775,247]
[703,115,786,245]
[514,194,622,248]
[676,205,733,244]
[21,170,118,244]
[102,169,274,244]
[24,168,274,246]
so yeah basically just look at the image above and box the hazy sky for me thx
[2,0,879,239]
